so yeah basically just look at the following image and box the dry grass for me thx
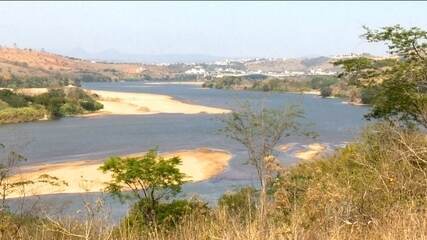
[1,204,425,240]
[0,123,426,240]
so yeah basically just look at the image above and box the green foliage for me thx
[202,76,243,89]
[0,87,103,123]
[309,76,338,89]
[32,89,66,118]
[336,25,427,127]
[59,102,83,116]
[100,149,186,201]
[221,103,312,199]
[218,187,257,217]
[100,149,186,224]
[0,75,73,88]
[363,25,427,61]
[0,89,28,108]
[0,107,46,124]
[30,88,103,119]
[76,73,111,83]
[204,75,340,95]
[252,79,285,92]
[360,86,378,104]
[79,100,103,112]
[122,198,208,230]
[320,86,332,98]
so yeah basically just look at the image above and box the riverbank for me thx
[7,148,232,198]
[85,89,230,116]
[144,81,204,85]
[277,142,328,161]
[294,143,327,160]
[1,87,231,124]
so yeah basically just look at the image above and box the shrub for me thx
[100,149,186,225]
[0,89,28,108]
[360,86,378,104]
[320,86,332,97]
[218,187,257,217]
[122,198,209,230]
[310,76,339,89]
[59,102,83,116]
[79,100,103,112]
[0,100,9,110]
[273,123,427,229]
[0,107,46,124]
[65,87,92,101]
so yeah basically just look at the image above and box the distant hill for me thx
[243,57,341,73]
[64,48,225,64]
[0,47,185,87]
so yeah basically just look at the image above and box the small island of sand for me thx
[7,148,232,198]
[87,90,230,116]
[294,143,327,160]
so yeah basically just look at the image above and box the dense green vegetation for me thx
[202,75,339,94]
[0,87,103,124]
[336,25,427,127]
[0,107,46,124]
[0,75,77,88]
[0,71,136,88]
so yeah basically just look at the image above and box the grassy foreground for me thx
[0,123,426,240]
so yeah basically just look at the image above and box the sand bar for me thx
[276,143,297,152]
[7,148,232,198]
[144,81,204,85]
[87,90,230,116]
[3,87,230,116]
[294,143,327,160]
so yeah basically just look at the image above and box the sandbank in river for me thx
[7,148,232,198]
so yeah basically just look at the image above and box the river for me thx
[2,81,369,220]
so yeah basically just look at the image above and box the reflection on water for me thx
[2,81,369,220]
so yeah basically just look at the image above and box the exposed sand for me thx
[294,143,327,160]
[14,88,49,96]
[302,90,321,95]
[144,81,204,85]
[341,101,368,106]
[7,148,232,198]
[276,143,296,152]
[4,87,230,116]
[87,90,230,116]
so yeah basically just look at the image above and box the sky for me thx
[0,1,427,60]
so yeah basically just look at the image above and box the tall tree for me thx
[335,25,427,127]
[221,103,311,219]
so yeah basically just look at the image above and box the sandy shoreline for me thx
[144,81,204,85]
[294,143,327,160]
[277,143,327,161]
[86,89,230,116]
[4,87,230,117]
[7,148,232,198]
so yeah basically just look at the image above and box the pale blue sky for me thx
[0,1,426,58]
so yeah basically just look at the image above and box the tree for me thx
[0,143,28,209]
[221,103,312,218]
[0,144,66,210]
[100,149,186,223]
[335,25,427,127]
